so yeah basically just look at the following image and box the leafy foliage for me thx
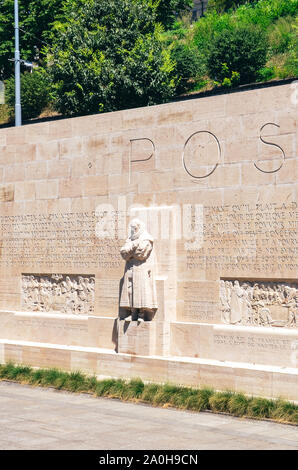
[5,68,51,120]
[1,0,296,119]
[232,0,298,29]
[46,0,177,116]
[171,42,205,93]
[193,0,298,52]
[283,17,298,76]
[189,0,298,89]
[207,0,256,14]
[0,0,64,80]
[212,63,240,87]
[264,14,297,80]
[268,16,297,55]
[256,66,275,82]
[207,24,268,84]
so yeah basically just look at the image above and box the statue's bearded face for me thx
[130,222,139,238]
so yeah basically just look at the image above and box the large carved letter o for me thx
[182,131,221,179]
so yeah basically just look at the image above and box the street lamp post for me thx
[14,0,22,126]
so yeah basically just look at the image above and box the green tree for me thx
[207,25,268,84]
[46,0,177,117]
[0,0,192,80]
[0,0,64,80]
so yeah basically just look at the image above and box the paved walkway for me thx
[0,381,297,450]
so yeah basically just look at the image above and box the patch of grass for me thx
[28,368,44,385]
[122,378,145,400]
[65,371,88,392]
[39,368,67,387]
[209,391,234,413]
[141,383,162,403]
[227,393,250,417]
[271,400,298,424]
[187,79,212,94]
[85,375,98,392]
[268,16,297,55]
[265,51,297,79]
[0,363,297,424]
[151,383,179,406]
[185,387,214,411]
[196,387,215,411]
[38,104,60,120]
[55,371,73,390]
[0,362,32,381]
[95,378,126,398]
[165,386,194,408]
[147,383,200,409]
[247,397,276,419]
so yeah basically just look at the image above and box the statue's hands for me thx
[133,240,153,261]
[120,240,135,260]
[121,239,153,261]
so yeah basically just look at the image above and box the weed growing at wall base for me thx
[0,363,297,425]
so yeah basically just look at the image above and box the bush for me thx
[171,43,205,93]
[256,66,275,82]
[207,25,268,84]
[5,69,51,121]
[193,11,234,54]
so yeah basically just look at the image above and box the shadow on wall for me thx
[112,318,119,353]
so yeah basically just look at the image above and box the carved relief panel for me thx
[220,280,298,328]
[22,274,95,315]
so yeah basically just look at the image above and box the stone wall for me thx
[0,82,297,398]
[0,83,296,318]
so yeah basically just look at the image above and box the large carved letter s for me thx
[254,123,285,173]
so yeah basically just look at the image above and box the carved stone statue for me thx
[230,280,243,324]
[119,218,158,321]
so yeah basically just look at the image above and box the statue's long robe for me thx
[230,283,243,324]
[119,232,158,310]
